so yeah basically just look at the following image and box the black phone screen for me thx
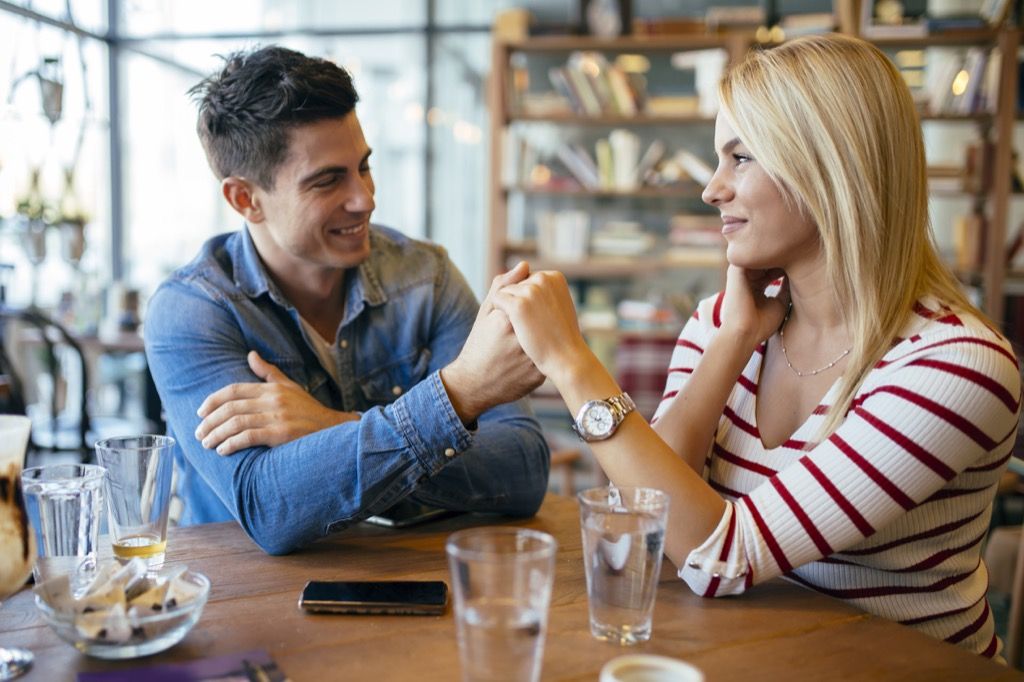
[299,580,448,615]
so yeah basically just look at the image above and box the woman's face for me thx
[702,112,821,272]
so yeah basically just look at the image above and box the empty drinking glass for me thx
[446,527,557,682]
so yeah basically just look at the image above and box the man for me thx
[144,46,549,555]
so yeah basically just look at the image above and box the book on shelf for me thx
[950,48,989,115]
[596,138,614,189]
[644,95,700,117]
[925,14,987,31]
[669,49,727,118]
[664,245,726,267]
[705,5,765,30]
[608,129,641,190]
[927,163,965,193]
[778,12,837,37]
[670,213,724,247]
[860,0,927,38]
[673,150,714,187]
[979,0,1014,26]
[537,209,590,262]
[953,212,987,272]
[925,49,995,116]
[636,140,666,185]
[546,52,644,118]
[963,140,993,195]
[494,8,532,41]
[631,17,707,36]
[554,143,600,189]
[591,220,656,256]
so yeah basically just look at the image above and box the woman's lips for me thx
[721,217,746,235]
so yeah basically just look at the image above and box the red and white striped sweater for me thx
[654,294,1021,657]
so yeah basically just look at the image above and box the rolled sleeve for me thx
[389,369,476,471]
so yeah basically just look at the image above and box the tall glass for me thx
[21,463,105,593]
[0,415,36,679]
[446,528,557,682]
[579,486,669,645]
[94,435,174,570]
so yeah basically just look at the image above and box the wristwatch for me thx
[571,392,636,442]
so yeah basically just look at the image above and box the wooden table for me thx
[2,495,1019,681]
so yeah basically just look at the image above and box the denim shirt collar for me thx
[231,225,388,321]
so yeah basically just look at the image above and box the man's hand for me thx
[489,269,591,388]
[195,351,359,455]
[440,262,545,425]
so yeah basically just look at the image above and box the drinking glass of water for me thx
[94,435,175,571]
[446,527,557,682]
[21,463,106,596]
[578,486,669,645]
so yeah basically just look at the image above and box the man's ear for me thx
[221,177,264,223]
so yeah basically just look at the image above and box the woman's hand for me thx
[490,270,592,386]
[719,265,789,349]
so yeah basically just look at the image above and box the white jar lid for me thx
[600,654,705,682]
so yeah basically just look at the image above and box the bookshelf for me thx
[488,32,746,325]
[488,15,1021,332]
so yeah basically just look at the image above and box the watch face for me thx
[582,402,614,437]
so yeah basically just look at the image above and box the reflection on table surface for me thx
[1,494,1016,681]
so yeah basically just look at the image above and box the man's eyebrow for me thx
[298,149,373,186]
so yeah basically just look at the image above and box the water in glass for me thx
[457,598,543,682]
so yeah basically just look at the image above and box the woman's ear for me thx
[221,177,263,223]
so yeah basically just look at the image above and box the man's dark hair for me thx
[189,45,359,189]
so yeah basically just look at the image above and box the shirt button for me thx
[444,448,456,457]
[391,385,402,396]
[339,339,348,349]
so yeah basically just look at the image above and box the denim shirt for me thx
[144,225,550,554]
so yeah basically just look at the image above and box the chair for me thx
[0,307,149,463]
[1,307,91,459]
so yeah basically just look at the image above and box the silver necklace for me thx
[779,304,851,378]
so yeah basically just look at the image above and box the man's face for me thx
[249,113,375,273]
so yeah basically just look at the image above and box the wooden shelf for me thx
[506,185,704,199]
[868,28,999,48]
[489,22,1020,325]
[508,111,715,125]
[919,112,993,122]
[503,34,736,52]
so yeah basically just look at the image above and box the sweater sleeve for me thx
[675,319,1021,597]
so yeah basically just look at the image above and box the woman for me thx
[491,34,1021,658]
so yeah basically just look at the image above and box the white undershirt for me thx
[298,315,340,385]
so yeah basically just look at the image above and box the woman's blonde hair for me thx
[718,33,979,438]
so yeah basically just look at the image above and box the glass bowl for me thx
[34,570,210,659]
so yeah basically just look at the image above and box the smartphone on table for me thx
[364,499,463,528]
[298,580,448,615]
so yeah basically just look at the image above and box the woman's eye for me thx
[733,154,752,165]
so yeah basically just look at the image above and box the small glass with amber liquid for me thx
[112,532,168,566]
[95,435,175,572]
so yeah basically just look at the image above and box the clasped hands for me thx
[194,263,582,456]
[194,263,789,456]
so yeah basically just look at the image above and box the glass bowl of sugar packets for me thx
[34,558,210,659]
